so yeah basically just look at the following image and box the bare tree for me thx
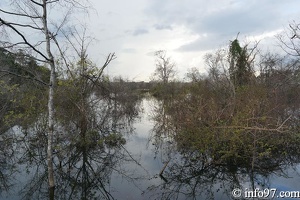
[277,22,300,57]
[152,50,176,84]
[0,0,89,197]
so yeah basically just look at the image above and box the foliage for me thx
[229,39,255,87]
[0,49,49,133]
[0,53,143,199]
[150,34,300,182]
[149,68,300,198]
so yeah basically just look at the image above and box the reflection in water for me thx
[2,97,300,199]
[0,128,16,195]
[1,87,144,200]
[147,97,300,199]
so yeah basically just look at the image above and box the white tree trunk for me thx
[42,0,55,191]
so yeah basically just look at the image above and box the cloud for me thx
[145,0,300,52]
[133,28,149,36]
[177,34,228,52]
[86,0,300,80]
[122,48,136,53]
[153,24,173,30]
[196,2,279,35]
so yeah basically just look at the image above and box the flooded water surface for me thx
[1,98,300,200]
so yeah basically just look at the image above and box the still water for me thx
[1,98,300,200]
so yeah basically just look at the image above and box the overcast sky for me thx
[4,0,299,81]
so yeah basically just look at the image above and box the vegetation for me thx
[0,41,143,199]
[146,26,300,198]
[151,33,300,158]
[0,1,300,198]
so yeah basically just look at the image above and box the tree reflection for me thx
[148,96,300,200]
[0,128,16,196]
[0,72,143,200]
[147,147,300,199]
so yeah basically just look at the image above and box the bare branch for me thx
[289,24,300,39]
[0,8,41,19]
[0,70,49,86]
[46,0,60,4]
[1,42,48,63]
[30,0,43,7]
[0,18,50,61]
[53,9,71,36]
[277,23,300,57]
[277,115,292,130]
[1,42,27,48]
[87,53,116,89]
[215,125,288,133]
[99,53,116,77]
[52,35,75,79]
[5,22,43,30]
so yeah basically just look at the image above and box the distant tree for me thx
[204,49,232,88]
[228,38,257,87]
[152,50,176,84]
[186,67,202,82]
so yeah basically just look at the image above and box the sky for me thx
[1,0,299,81]
[82,0,300,81]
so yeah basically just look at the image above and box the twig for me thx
[159,159,170,176]
[0,70,49,86]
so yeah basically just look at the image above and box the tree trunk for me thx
[42,0,56,195]
[47,70,55,193]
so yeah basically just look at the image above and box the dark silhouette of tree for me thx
[228,38,256,87]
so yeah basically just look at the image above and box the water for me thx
[1,98,300,200]
[110,98,165,199]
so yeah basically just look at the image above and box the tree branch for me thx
[5,22,43,31]
[30,0,43,7]
[52,35,75,79]
[0,70,49,86]
[215,125,288,133]
[0,8,41,19]
[0,18,50,62]
[46,0,60,4]
[99,53,116,77]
